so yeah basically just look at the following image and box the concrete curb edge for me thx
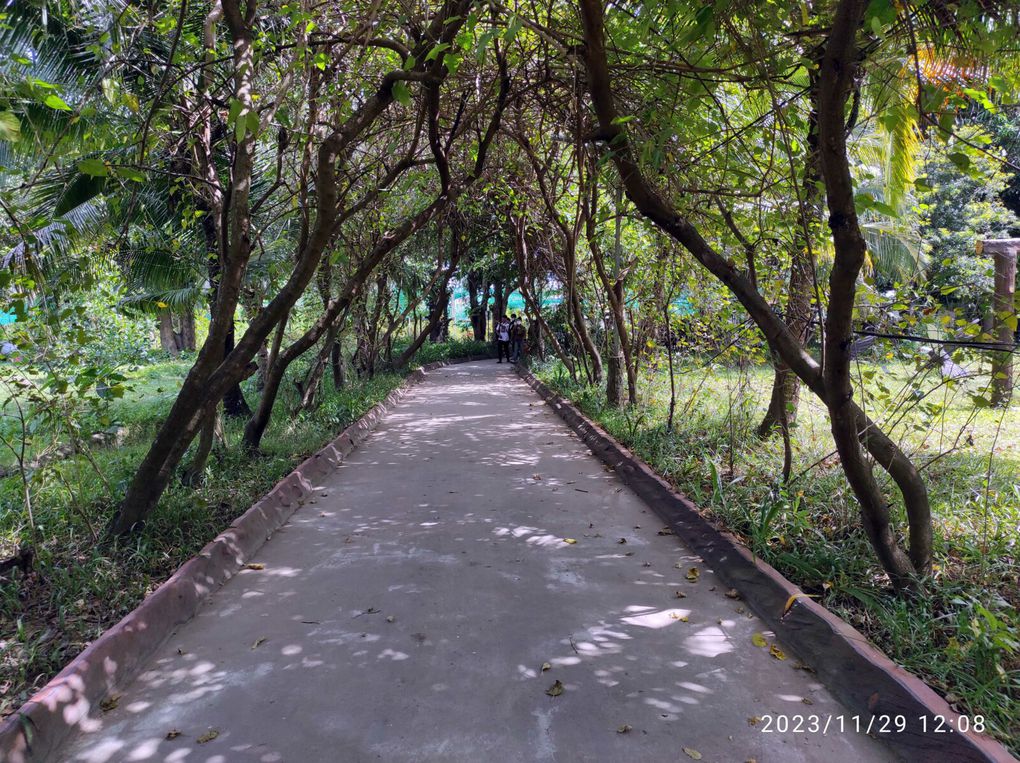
[0,355,482,763]
[515,365,1016,763]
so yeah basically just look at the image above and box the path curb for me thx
[516,366,1016,763]
[0,356,479,763]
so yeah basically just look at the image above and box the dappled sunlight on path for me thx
[57,361,894,763]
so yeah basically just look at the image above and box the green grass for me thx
[536,354,1020,751]
[0,339,486,717]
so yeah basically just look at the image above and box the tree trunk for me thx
[180,309,197,351]
[987,239,1018,406]
[222,318,252,418]
[758,79,820,437]
[181,403,222,487]
[158,311,180,355]
[331,337,345,389]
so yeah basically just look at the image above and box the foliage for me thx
[919,127,1020,316]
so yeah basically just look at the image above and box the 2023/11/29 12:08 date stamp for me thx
[757,714,986,735]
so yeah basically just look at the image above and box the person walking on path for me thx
[509,314,526,363]
[495,315,511,363]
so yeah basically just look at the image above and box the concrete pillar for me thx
[981,238,1019,406]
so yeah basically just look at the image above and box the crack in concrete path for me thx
[57,361,895,763]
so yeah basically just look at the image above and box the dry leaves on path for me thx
[545,680,564,697]
[683,747,703,759]
[197,729,219,744]
[99,695,119,712]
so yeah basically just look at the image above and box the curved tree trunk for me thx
[577,0,931,589]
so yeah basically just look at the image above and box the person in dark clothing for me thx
[509,314,525,363]
[495,315,511,363]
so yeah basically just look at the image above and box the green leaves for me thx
[392,81,412,107]
[854,192,898,219]
[78,159,109,177]
[0,112,21,141]
[44,94,72,111]
[227,98,260,142]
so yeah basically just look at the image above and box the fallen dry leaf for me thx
[673,591,687,599]
[751,632,768,648]
[724,588,740,599]
[197,729,219,744]
[769,644,787,661]
[683,747,703,760]
[165,729,181,740]
[782,592,819,617]
[532,474,543,481]
[386,615,395,623]
[747,716,761,726]
[563,538,577,545]
[541,662,552,672]
[99,695,120,712]
[686,567,700,582]
[251,637,267,649]
[669,613,689,622]
[616,724,632,734]
[245,563,265,570]
[657,527,673,536]
[617,537,627,544]
[546,680,564,697]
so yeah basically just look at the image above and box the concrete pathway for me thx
[59,361,895,762]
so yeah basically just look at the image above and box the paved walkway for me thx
[59,361,894,762]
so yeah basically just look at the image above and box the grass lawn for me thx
[0,338,488,717]
[536,351,1019,751]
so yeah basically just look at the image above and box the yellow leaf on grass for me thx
[751,632,768,648]
[546,680,564,697]
[197,729,219,743]
[769,644,787,661]
[683,747,703,760]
